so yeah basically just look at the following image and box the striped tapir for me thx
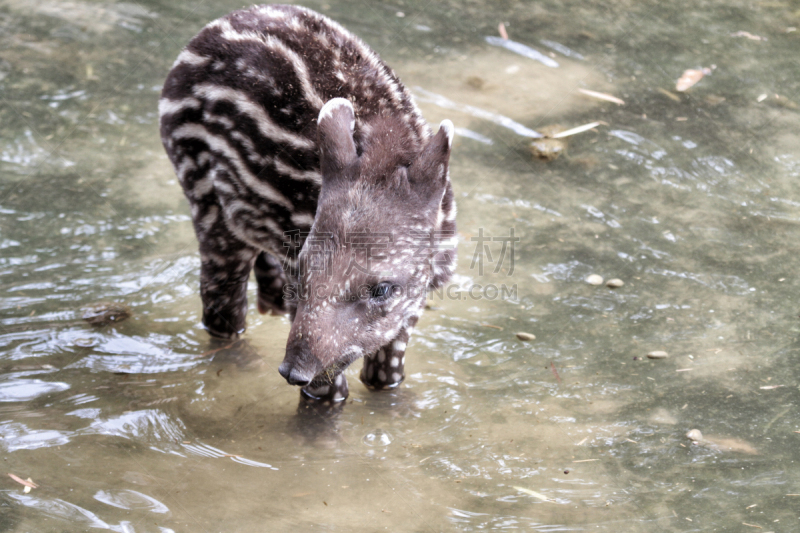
[159,4,456,403]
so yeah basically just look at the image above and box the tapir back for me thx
[159,4,430,256]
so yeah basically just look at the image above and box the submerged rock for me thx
[82,302,132,326]
[530,125,568,161]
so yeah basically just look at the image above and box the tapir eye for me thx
[369,282,393,301]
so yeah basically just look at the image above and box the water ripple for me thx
[94,489,170,514]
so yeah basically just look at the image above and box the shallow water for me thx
[1,0,800,531]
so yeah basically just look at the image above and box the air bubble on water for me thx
[362,429,392,446]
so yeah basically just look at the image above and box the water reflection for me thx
[0,422,71,452]
[94,489,170,514]
[0,377,69,402]
[9,493,124,531]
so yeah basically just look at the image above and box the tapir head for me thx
[278,98,454,388]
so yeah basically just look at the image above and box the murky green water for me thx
[2,0,800,531]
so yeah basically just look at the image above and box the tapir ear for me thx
[317,98,358,174]
[409,119,453,197]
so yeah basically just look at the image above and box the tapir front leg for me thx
[360,327,413,390]
[254,252,289,315]
[194,209,257,339]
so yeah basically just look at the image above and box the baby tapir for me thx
[159,4,457,402]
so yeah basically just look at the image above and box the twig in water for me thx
[578,88,625,105]
[550,362,561,384]
[498,22,508,40]
[8,474,37,489]
[197,340,240,358]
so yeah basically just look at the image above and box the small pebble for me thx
[516,332,536,341]
[586,274,604,285]
[606,278,624,288]
[647,350,669,359]
[686,429,703,441]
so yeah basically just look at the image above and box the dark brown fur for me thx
[159,5,456,402]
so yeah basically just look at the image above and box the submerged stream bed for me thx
[1,0,800,531]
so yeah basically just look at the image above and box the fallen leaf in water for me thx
[578,88,625,105]
[657,88,681,102]
[676,68,712,92]
[771,94,798,109]
[8,473,38,489]
[686,429,759,454]
[498,22,508,40]
[731,31,766,41]
[513,486,557,502]
[550,361,562,384]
